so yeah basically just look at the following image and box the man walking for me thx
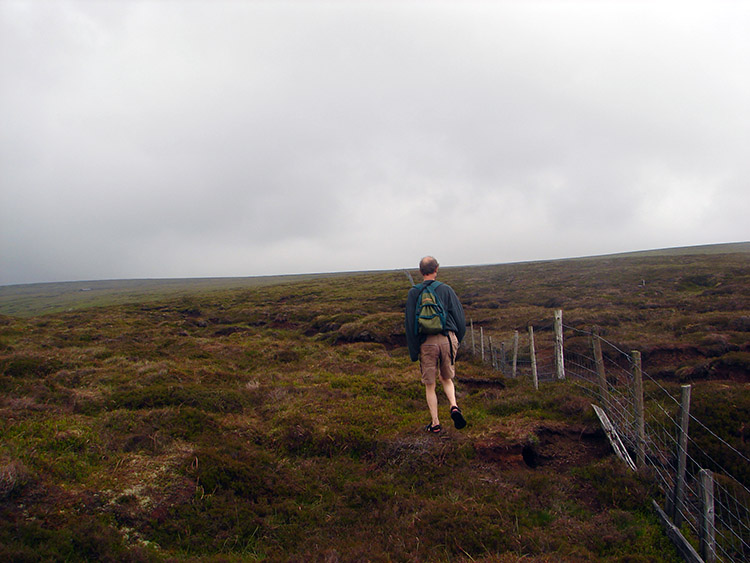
[405,256,467,434]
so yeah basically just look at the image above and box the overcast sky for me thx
[1,1,748,285]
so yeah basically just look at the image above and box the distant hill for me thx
[1,241,748,317]
[578,241,750,259]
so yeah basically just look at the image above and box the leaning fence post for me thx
[528,325,538,390]
[671,384,692,526]
[512,330,519,378]
[632,351,646,469]
[554,309,565,380]
[699,469,716,563]
[489,336,495,369]
[592,327,608,415]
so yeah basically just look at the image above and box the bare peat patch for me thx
[475,423,610,470]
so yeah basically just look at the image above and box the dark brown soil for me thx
[475,423,611,470]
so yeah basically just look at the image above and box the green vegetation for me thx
[1,244,748,561]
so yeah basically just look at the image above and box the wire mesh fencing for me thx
[468,313,748,562]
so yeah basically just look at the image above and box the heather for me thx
[1,246,748,561]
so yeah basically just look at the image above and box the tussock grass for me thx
[1,246,748,560]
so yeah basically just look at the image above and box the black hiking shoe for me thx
[450,406,467,429]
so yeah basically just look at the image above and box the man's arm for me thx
[404,287,420,361]
[446,286,466,343]
[453,295,466,343]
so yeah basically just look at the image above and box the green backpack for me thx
[415,281,447,336]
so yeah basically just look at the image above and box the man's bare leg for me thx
[425,383,440,426]
[440,377,458,409]
[442,377,467,428]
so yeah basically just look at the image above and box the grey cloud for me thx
[2,1,749,285]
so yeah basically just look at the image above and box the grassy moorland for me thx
[0,244,748,561]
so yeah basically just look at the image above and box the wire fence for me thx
[468,315,749,563]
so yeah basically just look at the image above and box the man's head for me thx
[419,256,439,277]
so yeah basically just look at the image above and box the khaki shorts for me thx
[419,332,459,385]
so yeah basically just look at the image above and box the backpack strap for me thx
[417,280,442,305]
[415,280,441,297]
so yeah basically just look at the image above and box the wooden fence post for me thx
[480,327,485,362]
[529,325,538,390]
[699,469,716,563]
[554,309,565,380]
[489,336,495,369]
[512,330,519,378]
[632,351,646,469]
[592,327,608,414]
[671,384,692,526]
